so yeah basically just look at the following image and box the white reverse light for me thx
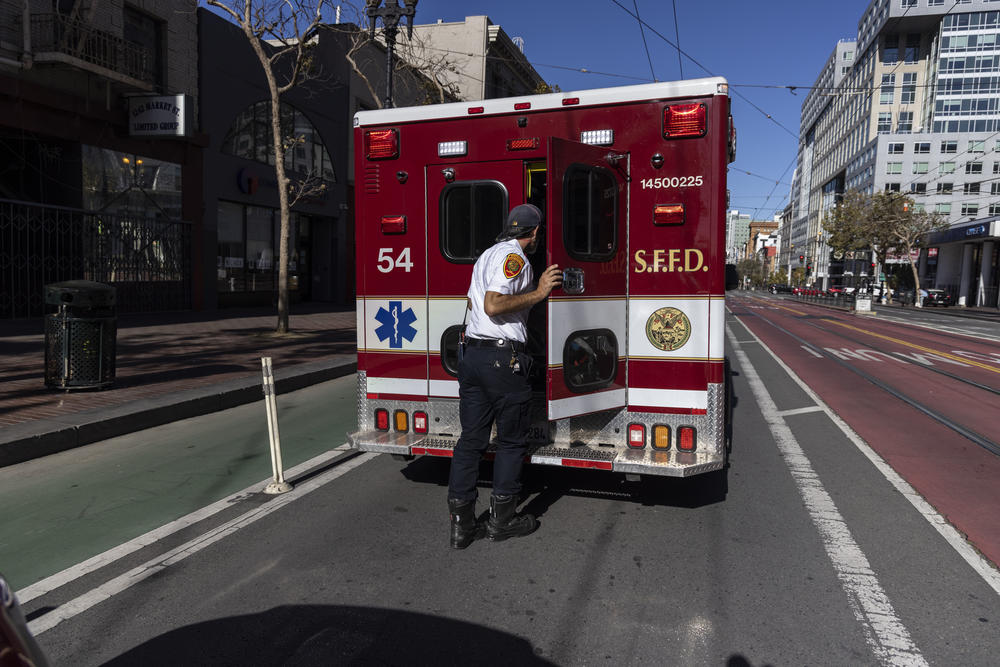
[580,129,614,146]
[437,140,467,157]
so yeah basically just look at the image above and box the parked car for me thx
[769,284,793,294]
[827,286,844,295]
[922,288,952,307]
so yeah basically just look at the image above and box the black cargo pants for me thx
[447,344,533,502]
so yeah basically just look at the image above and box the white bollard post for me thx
[261,357,293,494]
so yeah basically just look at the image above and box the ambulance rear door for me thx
[545,137,628,420]
[426,159,526,399]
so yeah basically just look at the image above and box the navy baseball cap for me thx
[496,203,543,242]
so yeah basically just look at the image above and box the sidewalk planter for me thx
[44,281,117,390]
[854,295,874,315]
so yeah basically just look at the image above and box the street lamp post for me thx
[366,0,418,108]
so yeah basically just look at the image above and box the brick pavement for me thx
[0,305,357,430]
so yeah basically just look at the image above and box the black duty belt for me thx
[465,337,525,353]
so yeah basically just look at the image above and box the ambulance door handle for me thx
[562,267,584,295]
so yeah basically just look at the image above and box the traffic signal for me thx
[806,264,812,275]
[799,254,804,262]
[870,262,875,272]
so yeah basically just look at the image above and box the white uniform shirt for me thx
[466,239,534,343]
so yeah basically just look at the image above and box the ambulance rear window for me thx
[563,329,618,392]
[440,181,507,263]
[563,165,617,261]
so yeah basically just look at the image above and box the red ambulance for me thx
[349,76,736,480]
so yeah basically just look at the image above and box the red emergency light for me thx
[375,408,389,431]
[380,215,406,234]
[365,128,399,160]
[653,204,685,226]
[514,102,531,110]
[562,97,580,106]
[467,106,484,114]
[663,103,707,138]
[507,137,539,151]
[677,426,697,451]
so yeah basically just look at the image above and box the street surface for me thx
[1,296,998,665]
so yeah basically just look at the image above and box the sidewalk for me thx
[0,304,357,467]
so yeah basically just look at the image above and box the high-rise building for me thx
[786,0,999,306]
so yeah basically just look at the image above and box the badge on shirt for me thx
[503,253,525,279]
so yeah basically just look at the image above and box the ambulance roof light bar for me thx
[437,141,467,157]
[580,129,614,146]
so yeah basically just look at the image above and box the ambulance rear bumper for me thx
[347,431,724,477]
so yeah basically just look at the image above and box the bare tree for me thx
[824,189,947,306]
[323,3,460,109]
[206,0,333,333]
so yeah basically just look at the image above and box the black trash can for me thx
[44,281,117,390]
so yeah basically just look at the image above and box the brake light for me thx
[627,423,646,449]
[394,410,409,433]
[663,103,707,138]
[381,215,406,234]
[514,102,531,110]
[467,106,484,114]
[375,408,389,431]
[562,97,580,106]
[507,137,539,151]
[677,426,697,451]
[365,128,399,159]
[652,425,671,450]
[654,204,685,226]
[413,411,428,434]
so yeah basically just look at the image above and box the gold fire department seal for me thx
[645,307,691,351]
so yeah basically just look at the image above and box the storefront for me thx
[924,218,999,308]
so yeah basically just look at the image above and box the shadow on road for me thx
[101,605,555,666]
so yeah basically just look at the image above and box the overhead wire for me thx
[632,0,657,82]
[671,0,683,79]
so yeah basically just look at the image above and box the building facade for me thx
[788,0,1000,306]
[0,0,203,317]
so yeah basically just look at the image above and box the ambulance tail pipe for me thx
[261,357,293,494]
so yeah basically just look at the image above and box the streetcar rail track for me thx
[730,299,1000,458]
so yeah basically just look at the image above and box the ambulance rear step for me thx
[347,432,724,477]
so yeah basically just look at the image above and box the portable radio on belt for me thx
[457,300,469,363]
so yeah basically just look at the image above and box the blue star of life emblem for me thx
[374,301,417,348]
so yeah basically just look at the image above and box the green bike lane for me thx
[0,375,357,591]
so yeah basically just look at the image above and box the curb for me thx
[0,358,357,468]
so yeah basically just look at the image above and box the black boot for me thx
[487,494,538,542]
[448,498,483,549]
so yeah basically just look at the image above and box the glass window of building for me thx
[900,0,916,8]
[887,161,902,174]
[216,203,308,294]
[966,161,983,174]
[880,74,895,104]
[990,203,1000,216]
[897,111,913,132]
[994,162,1000,174]
[969,140,985,153]
[878,112,892,133]
[910,182,926,194]
[941,140,957,153]
[912,162,928,174]
[928,0,943,6]
[901,73,917,103]
[904,34,920,63]
[937,182,953,194]
[885,183,901,192]
[937,203,951,214]
[218,202,246,292]
[883,34,899,65]
[964,182,981,194]
[888,142,904,154]
[940,161,956,174]
[914,142,930,153]
[962,203,979,217]
[222,101,335,183]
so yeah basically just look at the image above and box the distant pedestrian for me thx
[447,203,562,549]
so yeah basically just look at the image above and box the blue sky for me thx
[206,0,876,221]
[403,0,875,221]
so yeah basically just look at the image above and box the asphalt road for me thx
[6,308,1000,665]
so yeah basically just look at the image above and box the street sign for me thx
[879,273,885,281]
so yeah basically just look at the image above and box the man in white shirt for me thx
[447,203,562,548]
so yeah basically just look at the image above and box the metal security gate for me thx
[0,199,191,318]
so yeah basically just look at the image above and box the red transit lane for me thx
[728,293,1000,569]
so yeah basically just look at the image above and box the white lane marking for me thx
[729,316,1000,597]
[802,345,824,358]
[873,312,1000,344]
[727,323,927,666]
[28,451,378,636]
[18,445,354,604]
[776,406,825,417]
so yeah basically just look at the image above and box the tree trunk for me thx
[907,250,922,308]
